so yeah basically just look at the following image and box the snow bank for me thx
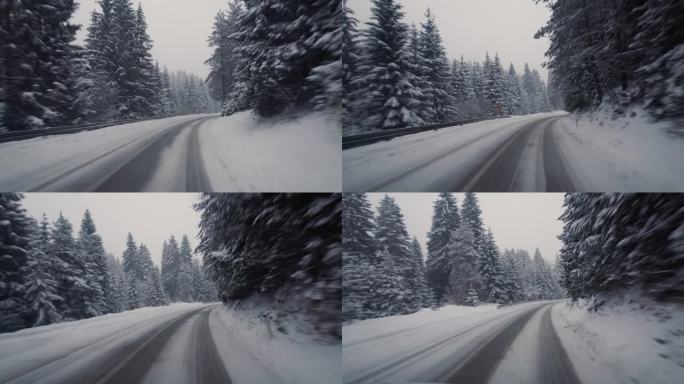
[209,303,341,384]
[556,106,684,191]
[0,303,208,382]
[552,294,684,384]
[199,110,341,192]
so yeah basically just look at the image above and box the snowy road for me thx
[343,112,683,192]
[343,301,580,384]
[0,304,231,384]
[0,111,342,192]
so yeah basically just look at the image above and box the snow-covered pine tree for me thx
[0,0,83,131]
[521,63,537,114]
[122,233,145,309]
[176,235,195,302]
[418,9,456,123]
[374,195,423,313]
[205,1,243,106]
[499,253,525,304]
[631,0,684,123]
[483,53,507,116]
[479,229,504,303]
[461,192,484,252]
[405,24,432,124]
[464,287,480,306]
[411,237,434,308]
[51,213,97,320]
[341,194,378,321]
[195,193,341,339]
[161,238,179,302]
[445,223,482,305]
[77,210,111,315]
[426,193,461,304]
[0,194,32,332]
[24,217,62,327]
[105,253,128,312]
[342,2,362,133]
[307,0,342,111]
[506,64,523,115]
[351,0,423,131]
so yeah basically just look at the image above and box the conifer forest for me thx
[0,0,683,384]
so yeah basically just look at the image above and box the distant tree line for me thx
[205,0,341,117]
[536,0,683,125]
[195,193,341,339]
[0,194,215,334]
[342,193,562,322]
[0,0,217,132]
[558,193,684,307]
[342,0,553,135]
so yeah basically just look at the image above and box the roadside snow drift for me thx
[199,110,341,192]
[552,295,684,384]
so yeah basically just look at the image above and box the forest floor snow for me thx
[552,293,684,384]
[557,106,684,191]
[209,303,341,384]
[199,110,341,192]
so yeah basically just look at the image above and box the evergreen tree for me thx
[418,9,456,122]
[445,223,482,305]
[0,0,83,130]
[25,218,62,327]
[342,2,362,132]
[461,193,484,251]
[122,233,144,309]
[342,194,378,320]
[205,2,243,105]
[196,193,341,338]
[0,194,32,332]
[411,237,434,308]
[176,235,194,302]
[426,193,460,304]
[480,230,504,303]
[374,195,421,312]
[161,236,180,301]
[78,210,111,315]
[506,64,523,115]
[351,0,423,130]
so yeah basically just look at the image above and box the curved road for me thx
[0,115,218,192]
[344,114,581,192]
[343,302,580,384]
[4,306,231,384]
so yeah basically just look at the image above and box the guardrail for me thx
[0,114,186,144]
[342,115,511,150]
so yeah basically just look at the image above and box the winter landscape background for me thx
[342,193,684,383]
[0,193,342,383]
[342,0,684,192]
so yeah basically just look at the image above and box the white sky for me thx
[368,193,564,264]
[72,0,227,78]
[22,193,202,267]
[348,0,551,80]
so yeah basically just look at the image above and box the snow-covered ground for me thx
[343,302,545,383]
[556,107,684,191]
[0,303,208,383]
[552,294,684,384]
[0,111,341,191]
[200,110,341,192]
[209,304,341,384]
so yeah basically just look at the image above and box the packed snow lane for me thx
[343,111,684,192]
[0,303,232,384]
[343,301,580,384]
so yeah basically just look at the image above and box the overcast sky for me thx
[22,193,201,266]
[72,0,226,78]
[368,193,564,264]
[349,0,551,79]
